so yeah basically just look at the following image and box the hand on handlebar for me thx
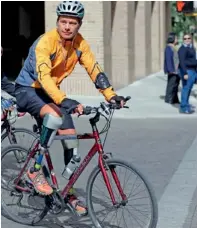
[74,104,84,115]
[1,97,15,112]
[60,98,83,115]
[109,95,128,109]
[60,96,131,116]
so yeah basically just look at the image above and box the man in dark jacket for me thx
[178,33,197,114]
[1,72,15,97]
[1,47,16,119]
[164,32,180,104]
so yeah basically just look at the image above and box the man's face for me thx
[57,16,81,40]
[183,35,191,45]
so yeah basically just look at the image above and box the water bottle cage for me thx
[61,156,81,180]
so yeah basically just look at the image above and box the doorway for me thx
[1,1,45,80]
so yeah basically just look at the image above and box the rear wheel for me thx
[86,159,158,228]
[1,128,38,162]
[1,127,38,149]
[1,145,49,225]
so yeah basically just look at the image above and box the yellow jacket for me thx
[16,28,116,104]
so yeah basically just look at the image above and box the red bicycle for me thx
[1,97,158,228]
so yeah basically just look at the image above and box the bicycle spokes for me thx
[89,160,155,228]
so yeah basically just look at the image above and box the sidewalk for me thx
[69,71,197,119]
[2,71,197,119]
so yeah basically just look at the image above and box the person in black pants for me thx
[164,32,180,104]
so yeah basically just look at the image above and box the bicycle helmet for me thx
[56,1,85,20]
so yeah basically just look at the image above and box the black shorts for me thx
[15,84,75,130]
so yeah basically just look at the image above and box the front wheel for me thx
[86,159,158,228]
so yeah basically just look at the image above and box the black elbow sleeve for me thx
[94,72,112,90]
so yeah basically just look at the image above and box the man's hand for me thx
[110,95,125,108]
[61,98,83,114]
[184,74,188,80]
[74,104,83,115]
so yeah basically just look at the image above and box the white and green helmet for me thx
[56,1,85,20]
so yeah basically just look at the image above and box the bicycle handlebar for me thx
[64,96,131,116]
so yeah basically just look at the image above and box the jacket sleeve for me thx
[178,47,187,75]
[1,72,16,97]
[165,47,174,73]
[79,40,116,101]
[35,36,66,105]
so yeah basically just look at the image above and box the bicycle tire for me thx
[1,144,49,225]
[86,159,158,228]
[1,127,39,147]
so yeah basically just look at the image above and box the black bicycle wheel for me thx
[1,127,39,150]
[1,145,48,225]
[86,159,158,228]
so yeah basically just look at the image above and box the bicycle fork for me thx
[98,154,127,206]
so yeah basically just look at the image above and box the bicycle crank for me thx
[45,191,65,214]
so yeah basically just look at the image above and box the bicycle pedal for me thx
[10,190,22,197]
[64,202,84,217]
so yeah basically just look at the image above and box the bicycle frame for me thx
[1,111,11,134]
[1,119,9,134]
[1,119,17,145]
[1,111,26,135]
[14,112,127,205]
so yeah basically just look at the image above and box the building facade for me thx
[1,1,171,96]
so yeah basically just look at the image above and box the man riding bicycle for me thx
[15,1,125,216]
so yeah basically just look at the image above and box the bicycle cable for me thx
[101,109,114,148]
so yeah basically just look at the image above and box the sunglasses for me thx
[184,37,191,40]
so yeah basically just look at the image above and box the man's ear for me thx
[79,20,82,28]
[56,17,60,27]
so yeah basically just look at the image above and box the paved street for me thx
[1,71,197,227]
[1,115,197,228]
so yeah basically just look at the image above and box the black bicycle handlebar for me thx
[64,96,131,116]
